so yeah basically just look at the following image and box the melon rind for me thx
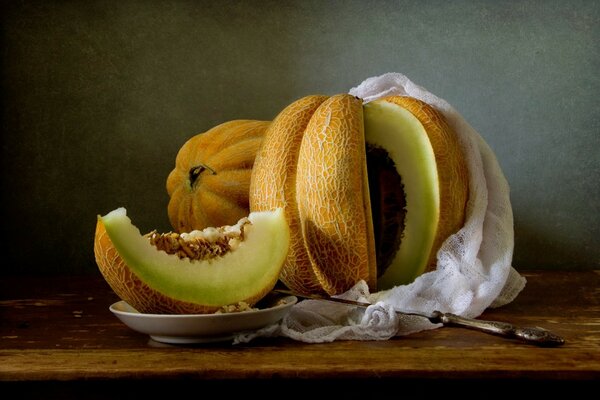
[364,100,440,289]
[296,95,377,295]
[249,95,330,295]
[99,207,290,307]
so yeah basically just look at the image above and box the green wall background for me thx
[1,0,598,275]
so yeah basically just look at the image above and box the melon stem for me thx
[189,164,217,187]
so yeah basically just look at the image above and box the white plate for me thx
[109,294,297,344]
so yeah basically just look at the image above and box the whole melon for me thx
[166,120,269,233]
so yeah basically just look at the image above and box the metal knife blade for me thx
[274,288,565,347]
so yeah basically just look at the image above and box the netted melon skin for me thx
[251,95,377,296]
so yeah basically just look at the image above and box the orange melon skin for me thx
[94,218,223,314]
[167,120,269,233]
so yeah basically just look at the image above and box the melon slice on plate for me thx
[94,207,290,314]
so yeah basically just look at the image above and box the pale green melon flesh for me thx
[100,208,290,306]
[364,101,440,289]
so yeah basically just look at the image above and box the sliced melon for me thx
[94,207,290,314]
[364,100,440,289]
[250,94,468,295]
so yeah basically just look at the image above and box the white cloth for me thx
[234,73,526,344]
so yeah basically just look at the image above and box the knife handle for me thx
[429,311,565,347]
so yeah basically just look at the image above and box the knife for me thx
[274,289,565,347]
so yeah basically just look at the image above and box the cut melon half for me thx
[364,100,440,289]
[94,207,290,314]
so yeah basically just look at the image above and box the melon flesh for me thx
[364,101,440,289]
[99,207,290,308]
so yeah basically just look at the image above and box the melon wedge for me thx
[366,97,469,289]
[364,101,440,287]
[94,207,290,314]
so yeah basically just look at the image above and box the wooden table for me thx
[1,271,598,396]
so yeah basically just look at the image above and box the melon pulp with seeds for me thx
[94,207,290,314]
[250,94,468,295]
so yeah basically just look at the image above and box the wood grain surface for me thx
[1,270,598,393]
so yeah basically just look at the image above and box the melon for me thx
[250,95,468,295]
[166,120,269,232]
[94,207,290,314]
[364,97,468,288]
